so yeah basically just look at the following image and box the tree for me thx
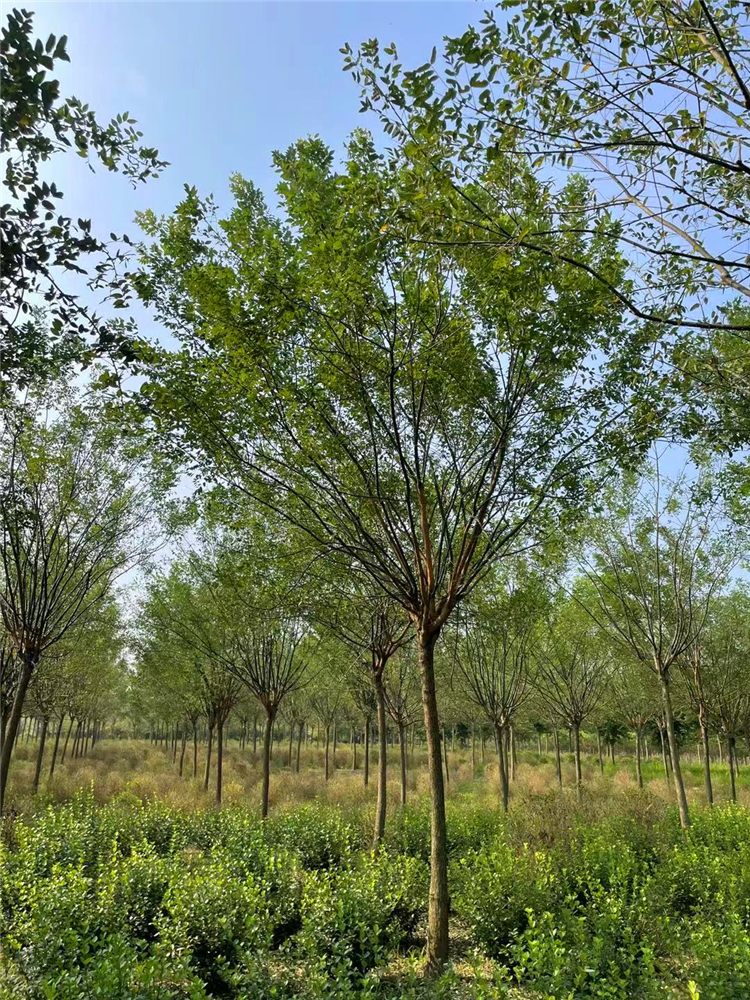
[536,597,609,798]
[701,588,750,803]
[131,130,653,971]
[0,7,166,395]
[0,398,160,810]
[611,654,660,790]
[581,466,738,826]
[383,649,421,806]
[453,572,541,811]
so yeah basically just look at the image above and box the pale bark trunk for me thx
[496,723,509,812]
[553,727,562,787]
[216,717,224,805]
[296,720,303,772]
[635,726,643,790]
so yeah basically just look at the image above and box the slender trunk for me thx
[510,725,517,782]
[553,727,562,787]
[261,709,274,819]
[33,716,49,794]
[296,720,303,772]
[398,720,407,806]
[0,651,36,812]
[471,721,476,771]
[700,715,713,807]
[659,723,669,777]
[417,628,449,974]
[481,727,485,762]
[351,726,357,770]
[216,717,224,805]
[204,724,214,792]
[728,735,737,803]
[496,723,509,812]
[363,716,370,787]
[597,732,604,773]
[324,723,330,782]
[253,716,258,755]
[61,716,74,765]
[373,674,387,848]
[332,722,337,768]
[49,715,64,779]
[574,723,582,801]
[288,724,294,769]
[635,726,644,790]
[72,720,82,759]
[659,672,690,828]
[442,725,450,784]
[179,728,187,778]
[193,723,198,779]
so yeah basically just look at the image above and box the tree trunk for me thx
[700,715,713,807]
[261,709,274,819]
[351,726,357,770]
[0,651,36,812]
[635,726,644,790]
[442,725,450,784]
[659,672,690,828]
[597,732,604,773]
[417,628,449,974]
[288,724,294,769]
[49,716,64,779]
[471,721,476,771]
[204,724,214,791]
[179,728,187,778]
[33,716,49,794]
[496,723,509,812]
[332,722,337,769]
[573,723,583,800]
[296,720,303,772]
[61,716,75,765]
[216,717,224,805]
[398,720,407,806]
[193,723,198,778]
[728,735,737,803]
[324,723,330,782]
[553,727,562,787]
[253,716,258,755]
[363,716,370,787]
[373,674,387,848]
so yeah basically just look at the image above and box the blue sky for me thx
[28,2,486,241]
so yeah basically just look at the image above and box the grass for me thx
[2,739,749,1000]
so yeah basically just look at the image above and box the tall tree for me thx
[131,132,652,970]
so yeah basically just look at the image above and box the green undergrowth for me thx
[1,791,748,1000]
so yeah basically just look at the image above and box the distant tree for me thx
[581,467,738,826]
[536,597,609,799]
[0,399,160,810]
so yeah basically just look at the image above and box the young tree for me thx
[581,468,738,826]
[132,131,652,969]
[0,399,160,810]
[384,650,421,806]
[453,575,540,811]
[536,599,609,799]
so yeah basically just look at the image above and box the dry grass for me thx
[6,735,749,821]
